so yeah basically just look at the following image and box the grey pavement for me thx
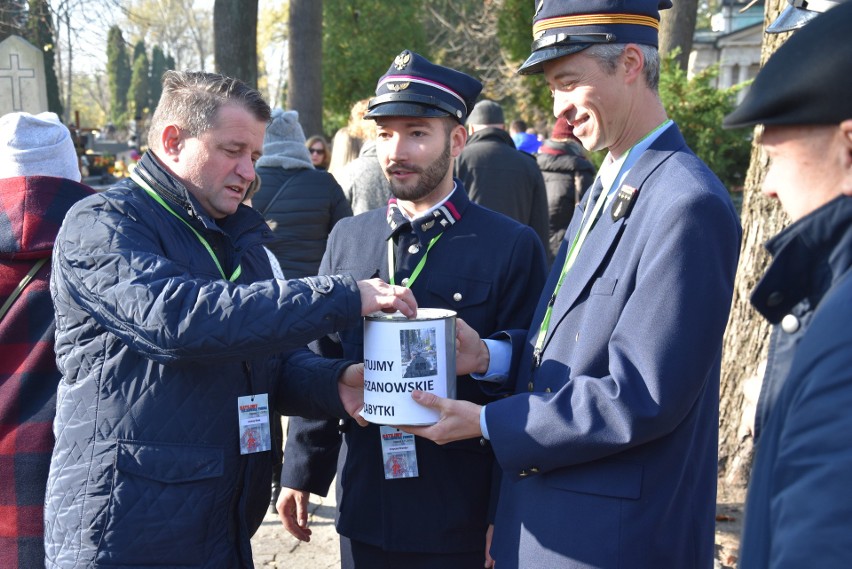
[252,416,341,568]
[251,484,341,569]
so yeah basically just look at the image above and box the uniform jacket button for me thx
[408,244,420,254]
[781,314,800,333]
[453,292,462,302]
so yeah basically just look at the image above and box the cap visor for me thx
[518,44,590,75]
[364,102,450,120]
[766,6,818,33]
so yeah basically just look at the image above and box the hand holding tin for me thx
[357,278,418,318]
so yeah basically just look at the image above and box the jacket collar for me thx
[467,127,515,148]
[752,195,852,323]
[133,151,270,241]
[384,181,470,242]
[133,151,213,227]
[539,139,585,157]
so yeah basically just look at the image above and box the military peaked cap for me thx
[518,0,673,75]
[365,50,483,124]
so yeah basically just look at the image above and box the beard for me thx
[387,138,452,203]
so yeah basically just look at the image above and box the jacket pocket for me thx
[96,440,224,566]
[545,459,642,500]
[590,276,617,296]
[426,273,492,310]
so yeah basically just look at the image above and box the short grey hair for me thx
[584,43,661,91]
[147,70,271,149]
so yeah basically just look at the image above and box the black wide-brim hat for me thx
[724,1,852,128]
[365,50,483,124]
[518,0,673,75]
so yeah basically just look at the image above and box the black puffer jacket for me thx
[46,152,361,568]
[254,166,352,278]
[454,127,550,256]
[536,139,596,260]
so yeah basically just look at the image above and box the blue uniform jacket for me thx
[281,186,548,553]
[740,196,852,568]
[485,124,742,569]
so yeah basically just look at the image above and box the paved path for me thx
[252,484,341,568]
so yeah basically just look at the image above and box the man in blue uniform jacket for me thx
[405,2,742,568]
[277,51,548,568]
[724,2,852,567]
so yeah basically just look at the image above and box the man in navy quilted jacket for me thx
[44,70,415,568]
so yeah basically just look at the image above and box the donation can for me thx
[362,308,457,425]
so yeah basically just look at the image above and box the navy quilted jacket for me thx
[45,153,362,568]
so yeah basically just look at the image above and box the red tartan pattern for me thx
[1,175,94,569]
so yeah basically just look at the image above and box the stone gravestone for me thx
[0,35,49,116]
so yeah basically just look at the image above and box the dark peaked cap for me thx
[365,50,482,123]
[724,1,852,128]
[518,0,673,75]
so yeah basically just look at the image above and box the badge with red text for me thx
[380,426,419,479]
[237,394,272,455]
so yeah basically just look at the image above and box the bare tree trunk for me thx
[65,9,72,124]
[717,0,791,490]
[658,0,698,70]
[287,0,322,137]
[213,0,258,88]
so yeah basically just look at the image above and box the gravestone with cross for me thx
[0,35,49,116]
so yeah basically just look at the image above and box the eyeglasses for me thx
[309,147,326,155]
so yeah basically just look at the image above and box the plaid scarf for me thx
[0,175,93,568]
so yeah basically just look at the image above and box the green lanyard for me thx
[531,120,670,363]
[387,233,442,288]
[532,176,609,359]
[131,171,242,282]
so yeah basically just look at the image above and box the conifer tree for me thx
[26,0,63,116]
[128,44,150,120]
[107,26,131,124]
[149,45,167,110]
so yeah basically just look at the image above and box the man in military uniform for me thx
[723,2,852,567]
[277,51,548,568]
[404,1,742,567]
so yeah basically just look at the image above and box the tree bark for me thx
[287,0,323,137]
[213,0,259,88]
[717,0,791,490]
[658,0,698,70]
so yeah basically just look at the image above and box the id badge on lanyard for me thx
[237,394,272,454]
[380,426,419,479]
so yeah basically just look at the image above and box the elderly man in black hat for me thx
[404,1,742,567]
[723,3,852,567]
[277,50,547,568]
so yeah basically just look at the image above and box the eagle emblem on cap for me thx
[394,52,411,70]
[387,82,410,91]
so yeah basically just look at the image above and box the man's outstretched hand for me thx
[400,391,483,445]
[357,278,417,318]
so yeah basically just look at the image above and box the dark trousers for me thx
[340,535,484,569]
